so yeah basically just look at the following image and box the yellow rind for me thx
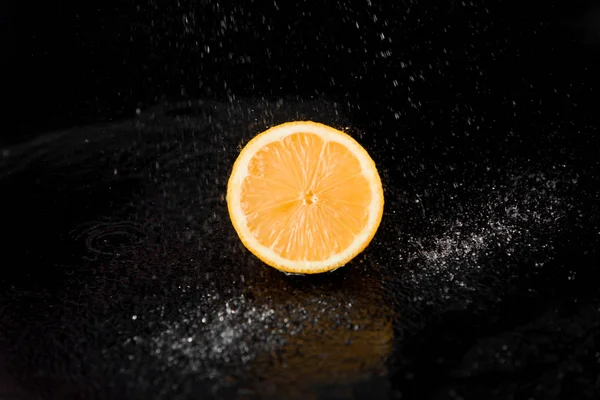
[226,121,384,274]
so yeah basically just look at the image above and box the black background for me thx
[4,0,599,144]
[2,0,600,399]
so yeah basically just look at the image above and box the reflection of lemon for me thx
[239,267,394,398]
[274,313,393,377]
[227,121,384,274]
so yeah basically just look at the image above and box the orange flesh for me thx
[240,132,372,261]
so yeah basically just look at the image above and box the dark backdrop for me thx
[1,1,600,400]
[4,0,599,144]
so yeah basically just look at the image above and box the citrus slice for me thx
[226,121,384,274]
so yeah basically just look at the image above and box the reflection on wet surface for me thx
[132,269,393,399]
[0,98,598,399]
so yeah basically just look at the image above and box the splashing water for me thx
[0,97,595,400]
[404,170,571,287]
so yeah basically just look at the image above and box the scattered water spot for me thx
[1,95,596,400]
[142,295,281,373]
[386,167,578,308]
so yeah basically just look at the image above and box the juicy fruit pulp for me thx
[227,121,384,274]
[243,132,371,260]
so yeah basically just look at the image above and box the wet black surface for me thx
[2,0,600,399]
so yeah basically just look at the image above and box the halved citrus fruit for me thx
[227,121,384,274]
